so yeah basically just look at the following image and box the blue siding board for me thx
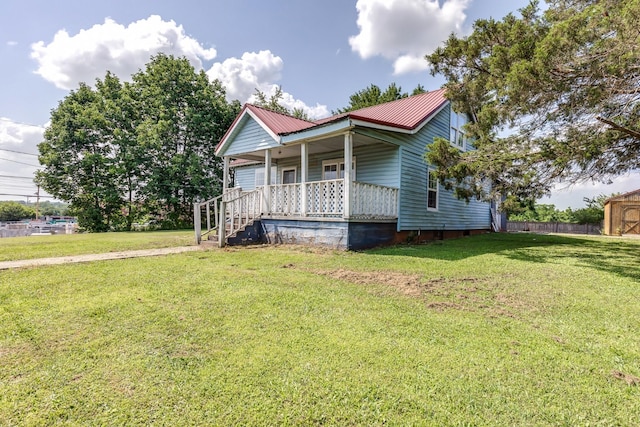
[397,105,491,231]
[233,166,256,190]
[354,144,399,188]
[220,118,279,157]
[281,120,351,144]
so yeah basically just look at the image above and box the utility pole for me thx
[35,185,40,220]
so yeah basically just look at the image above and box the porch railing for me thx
[351,181,398,219]
[265,179,397,219]
[306,179,345,216]
[268,183,304,216]
[194,195,221,244]
[193,187,256,245]
[223,189,263,242]
[195,180,399,245]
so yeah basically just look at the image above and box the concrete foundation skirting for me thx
[231,219,488,250]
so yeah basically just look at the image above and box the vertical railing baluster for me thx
[205,203,211,232]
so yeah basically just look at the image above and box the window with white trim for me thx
[427,169,439,211]
[450,110,469,150]
[321,158,356,180]
[255,166,277,187]
[281,167,297,184]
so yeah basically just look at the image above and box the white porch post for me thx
[343,132,353,219]
[222,156,230,193]
[263,149,272,214]
[300,142,308,216]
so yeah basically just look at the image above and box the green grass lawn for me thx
[1,233,639,425]
[0,230,194,261]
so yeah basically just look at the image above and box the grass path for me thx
[0,230,194,262]
[0,245,202,270]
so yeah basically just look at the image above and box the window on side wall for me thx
[427,169,439,211]
[450,110,468,150]
[255,166,277,187]
[321,158,356,180]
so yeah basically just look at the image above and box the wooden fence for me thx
[507,221,602,235]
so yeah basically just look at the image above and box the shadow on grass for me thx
[367,233,640,282]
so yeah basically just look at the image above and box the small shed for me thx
[603,189,640,235]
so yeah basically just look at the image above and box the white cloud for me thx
[0,119,45,194]
[253,86,330,120]
[0,118,44,152]
[30,15,217,90]
[349,0,470,74]
[7,41,18,47]
[393,54,433,75]
[207,50,329,119]
[542,172,640,209]
[207,50,283,104]
[30,17,329,120]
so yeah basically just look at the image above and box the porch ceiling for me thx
[231,133,390,162]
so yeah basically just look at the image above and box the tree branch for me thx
[596,116,640,139]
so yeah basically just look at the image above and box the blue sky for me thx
[0,0,637,207]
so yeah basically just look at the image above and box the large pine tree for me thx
[426,0,640,203]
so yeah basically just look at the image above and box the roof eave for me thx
[215,106,283,157]
[604,188,640,204]
[351,99,449,134]
[280,118,354,144]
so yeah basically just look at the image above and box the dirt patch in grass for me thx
[323,268,425,297]
[612,370,640,386]
[299,266,532,319]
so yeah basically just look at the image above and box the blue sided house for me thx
[194,88,499,250]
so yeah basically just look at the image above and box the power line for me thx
[0,117,46,129]
[0,181,37,187]
[0,148,38,156]
[0,181,36,187]
[0,157,41,168]
[0,174,34,179]
[0,193,55,199]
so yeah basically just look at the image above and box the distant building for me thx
[603,189,640,235]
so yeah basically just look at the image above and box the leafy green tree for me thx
[95,72,142,231]
[37,83,124,231]
[508,193,618,223]
[508,203,570,222]
[568,206,603,225]
[132,54,237,226]
[253,86,290,115]
[253,87,310,120]
[568,193,618,224]
[33,201,68,217]
[426,0,640,203]
[0,201,34,221]
[37,55,238,232]
[335,83,426,113]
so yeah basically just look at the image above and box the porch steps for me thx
[205,219,263,246]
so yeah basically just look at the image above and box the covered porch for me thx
[194,132,399,247]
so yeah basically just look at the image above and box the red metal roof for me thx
[344,88,447,130]
[246,88,448,136]
[217,88,449,154]
[246,104,316,134]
